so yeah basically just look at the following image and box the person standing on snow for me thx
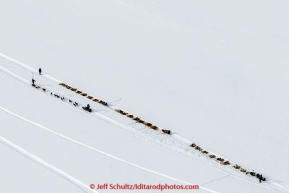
[39,68,42,75]
[82,104,91,112]
[31,72,36,85]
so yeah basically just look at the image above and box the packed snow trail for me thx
[1,54,288,192]
[0,65,30,84]
[0,53,231,161]
[0,53,60,83]
[0,135,98,193]
[0,64,243,179]
[0,54,239,167]
[0,106,216,193]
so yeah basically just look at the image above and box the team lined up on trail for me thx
[31,68,266,184]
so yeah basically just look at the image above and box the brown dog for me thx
[233,165,240,169]
[209,155,216,159]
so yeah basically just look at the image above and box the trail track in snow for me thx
[0,53,288,193]
[0,106,213,192]
[0,134,98,193]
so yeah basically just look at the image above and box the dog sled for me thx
[82,106,92,112]
[162,129,171,135]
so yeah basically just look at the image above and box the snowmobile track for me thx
[0,106,213,193]
[0,134,99,193]
[0,53,288,193]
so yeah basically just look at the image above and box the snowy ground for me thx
[0,0,289,193]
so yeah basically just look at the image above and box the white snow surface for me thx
[0,0,289,193]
